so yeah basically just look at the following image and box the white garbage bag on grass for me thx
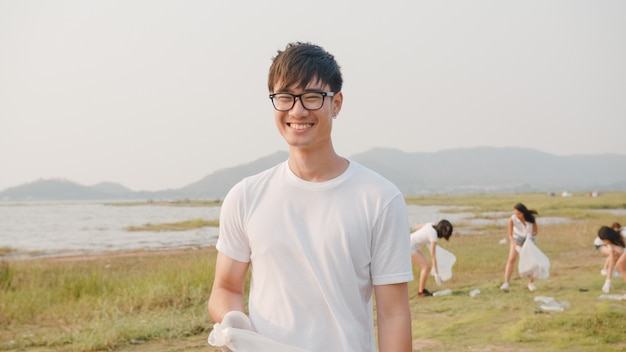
[208,311,308,352]
[430,245,456,281]
[518,238,550,280]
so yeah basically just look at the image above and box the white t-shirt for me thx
[511,214,534,241]
[594,236,604,248]
[216,160,413,352]
[410,222,438,252]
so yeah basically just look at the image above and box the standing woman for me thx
[410,220,454,297]
[598,226,626,293]
[500,203,539,292]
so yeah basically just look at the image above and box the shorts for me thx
[410,242,425,254]
[513,236,536,246]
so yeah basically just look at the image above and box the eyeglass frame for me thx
[268,91,335,111]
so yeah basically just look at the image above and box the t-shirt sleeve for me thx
[215,181,251,263]
[428,226,439,243]
[371,193,414,286]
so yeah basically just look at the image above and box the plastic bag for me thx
[430,245,456,281]
[518,238,550,280]
[208,311,307,352]
[209,327,308,352]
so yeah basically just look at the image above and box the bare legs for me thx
[502,241,534,290]
[602,246,625,292]
[411,251,431,294]
[617,251,626,283]
[599,245,612,274]
[502,242,518,286]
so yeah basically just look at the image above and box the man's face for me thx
[271,80,342,152]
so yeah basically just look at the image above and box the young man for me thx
[208,42,413,351]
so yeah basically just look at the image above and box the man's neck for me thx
[287,148,348,182]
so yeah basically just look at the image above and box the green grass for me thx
[1,192,625,351]
[124,219,219,232]
[0,250,223,351]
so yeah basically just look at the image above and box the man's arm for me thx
[208,252,250,323]
[374,282,412,352]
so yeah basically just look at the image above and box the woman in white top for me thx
[500,203,539,292]
[595,222,624,277]
[598,225,626,293]
[410,220,454,297]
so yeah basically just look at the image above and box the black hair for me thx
[434,219,453,241]
[268,42,343,93]
[514,203,538,223]
[598,226,625,247]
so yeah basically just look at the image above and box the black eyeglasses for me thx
[269,92,335,111]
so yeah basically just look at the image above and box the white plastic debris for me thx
[432,289,452,296]
[597,294,626,301]
[534,296,569,312]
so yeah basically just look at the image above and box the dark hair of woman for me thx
[434,219,453,241]
[514,203,538,223]
[598,226,625,247]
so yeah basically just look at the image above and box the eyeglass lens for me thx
[271,92,327,111]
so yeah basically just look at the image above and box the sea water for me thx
[0,202,573,259]
[0,201,221,258]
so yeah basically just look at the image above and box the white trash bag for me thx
[518,238,550,280]
[430,245,456,281]
[208,311,307,352]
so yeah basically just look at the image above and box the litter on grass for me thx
[469,289,481,297]
[534,296,570,312]
[432,289,452,296]
[597,294,626,301]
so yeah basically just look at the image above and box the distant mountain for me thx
[175,151,289,199]
[350,147,626,195]
[0,179,140,201]
[2,147,625,201]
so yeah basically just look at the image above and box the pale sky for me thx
[1,0,625,192]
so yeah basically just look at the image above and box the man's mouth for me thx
[288,123,313,130]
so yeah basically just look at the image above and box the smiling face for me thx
[272,80,342,152]
[513,208,525,222]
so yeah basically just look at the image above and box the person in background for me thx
[595,222,624,277]
[598,225,626,293]
[208,42,413,352]
[500,203,539,292]
[410,220,454,297]
[612,222,626,241]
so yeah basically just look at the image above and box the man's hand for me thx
[208,311,254,351]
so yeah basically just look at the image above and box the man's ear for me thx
[332,91,343,117]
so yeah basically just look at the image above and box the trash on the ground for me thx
[432,289,452,296]
[534,296,569,312]
[469,289,480,297]
[498,238,507,244]
[597,294,626,301]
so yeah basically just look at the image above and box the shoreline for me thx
[0,245,217,262]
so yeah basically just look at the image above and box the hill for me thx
[2,147,625,201]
